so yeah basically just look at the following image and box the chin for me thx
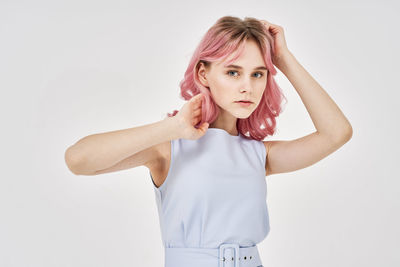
[231,110,253,119]
[238,114,252,119]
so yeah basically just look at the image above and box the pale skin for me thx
[65,20,352,187]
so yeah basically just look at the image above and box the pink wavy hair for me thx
[166,16,287,141]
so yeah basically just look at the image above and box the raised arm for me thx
[64,116,179,175]
[264,50,353,176]
[64,93,209,176]
[257,20,353,176]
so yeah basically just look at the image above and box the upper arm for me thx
[88,142,166,176]
[263,131,350,176]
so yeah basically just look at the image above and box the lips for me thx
[235,100,253,103]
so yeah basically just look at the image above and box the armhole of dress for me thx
[259,140,267,175]
[149,139,174,191]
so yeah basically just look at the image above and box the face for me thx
[198,39,268,119]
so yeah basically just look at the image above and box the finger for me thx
[195,113,202,122]
[192,117,201,125]
[192,93,203,102]
[193,109,201,116]
[261,19,275,27]
[198,122,209,134]
[192,113,202,122]
[193,98,204,109]
[261,21,272,33]
[261,20,279,32]
[197,93,205,102]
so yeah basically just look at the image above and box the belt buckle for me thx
[219,243,240,267]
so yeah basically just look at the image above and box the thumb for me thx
[197,122,209,135]
[191,93,203,102]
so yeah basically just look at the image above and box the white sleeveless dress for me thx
[149,128,270,267]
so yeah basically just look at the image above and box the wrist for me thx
[162,115,182,141]
[274,50,294,72]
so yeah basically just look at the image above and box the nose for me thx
[240,77,253,93]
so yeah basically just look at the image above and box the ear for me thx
[197,61,210,88]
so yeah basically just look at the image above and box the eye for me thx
[254,72,264,78]
[226,70,264,78]
[226,70,239,77]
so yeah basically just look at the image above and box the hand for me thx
[173,93,209,140]
[260,20,291,67]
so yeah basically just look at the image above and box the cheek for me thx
[257,81,267,94]
[214,75,234,88]
[210,77,234,98]
[256,90,265,102]
[251,86,265,105]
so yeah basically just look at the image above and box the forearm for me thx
[65,116,179,173]
[276,51,353,142]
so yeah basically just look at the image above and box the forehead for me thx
[213,39,266,69]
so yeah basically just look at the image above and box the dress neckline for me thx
[206,128,242,139]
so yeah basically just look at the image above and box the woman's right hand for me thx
[173,93,209,140]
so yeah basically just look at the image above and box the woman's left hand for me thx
[260,20,291,66]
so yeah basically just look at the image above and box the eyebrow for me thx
[224,64,268,71]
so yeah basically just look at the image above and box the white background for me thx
[1,0,399,266]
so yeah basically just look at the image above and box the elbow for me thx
[323,124,353,145]
[342,123,353,142]
[64,146,88,176]
[346,125,353,141]
[335,124,353,144]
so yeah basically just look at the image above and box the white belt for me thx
[164,243,263,267]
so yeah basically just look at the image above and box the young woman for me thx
[65,16,353,267]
